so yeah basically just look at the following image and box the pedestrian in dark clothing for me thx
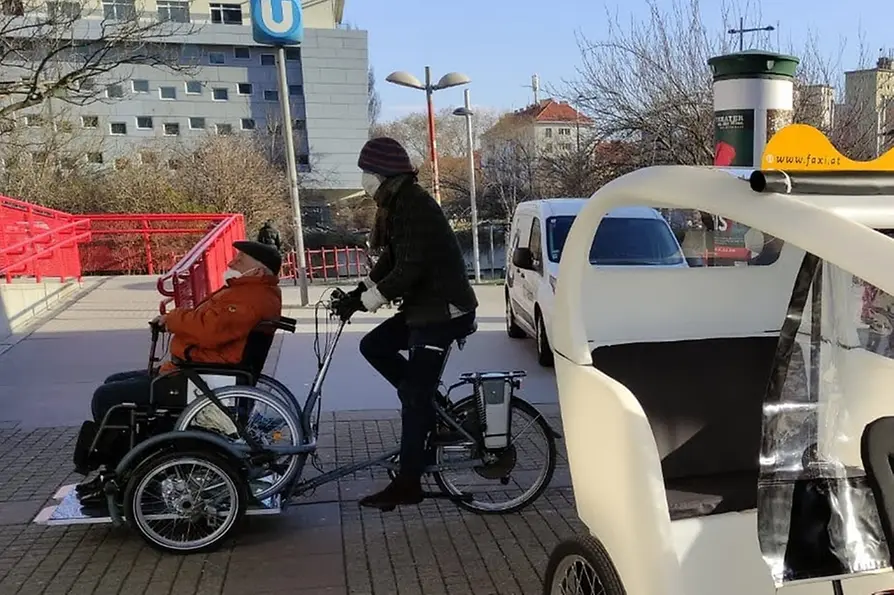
[257,219,282,252]
[335,136,479,510]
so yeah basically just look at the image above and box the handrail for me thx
[156,214,245,313]
[0,219,90,257]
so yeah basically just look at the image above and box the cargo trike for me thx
[37,288,559,553]
[541,125,894,594]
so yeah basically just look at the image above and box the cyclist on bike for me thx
[335,137,478,510]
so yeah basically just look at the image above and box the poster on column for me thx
[766,109,793,143]
[714,109,754,167]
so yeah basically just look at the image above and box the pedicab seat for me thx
[591,334,780,521]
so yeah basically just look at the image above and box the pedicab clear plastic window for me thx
[758,260,891,586]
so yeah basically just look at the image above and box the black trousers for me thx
[359,310,475,478]
[91,369,153,424]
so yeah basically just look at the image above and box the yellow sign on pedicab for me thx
[760,123,894,171]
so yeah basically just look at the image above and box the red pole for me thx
[425,77,441,206]
[142,217,154,275]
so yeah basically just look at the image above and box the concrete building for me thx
[2,0,368,201]
[843,56,894,158]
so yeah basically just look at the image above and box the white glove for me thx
[361,287,388,313]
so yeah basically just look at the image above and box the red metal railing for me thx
[157,214,246,314]
[0,196,92,282]
[281,246,370,282]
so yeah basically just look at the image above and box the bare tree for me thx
[538,138,640,198]
[0,0,196,121]
[368,66,381,132]
[478,115,540,220]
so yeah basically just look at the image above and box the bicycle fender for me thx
[114,430,250,477]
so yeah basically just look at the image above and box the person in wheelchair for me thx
[74,240,283,497]
[336,137,479,511]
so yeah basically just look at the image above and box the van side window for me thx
[663,208,783,267]
[529,217,542,269]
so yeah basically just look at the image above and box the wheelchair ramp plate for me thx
[34,484,281,526]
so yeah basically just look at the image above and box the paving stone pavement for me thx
[0,412,584,595]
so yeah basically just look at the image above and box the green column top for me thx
[708,51,800,81]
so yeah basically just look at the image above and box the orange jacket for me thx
[160,275,282,373]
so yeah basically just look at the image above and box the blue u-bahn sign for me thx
[250,0,303,46]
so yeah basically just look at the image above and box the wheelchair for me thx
[44,288,559,555]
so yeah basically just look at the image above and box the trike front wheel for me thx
[123,450,247,554]
[434,396,556,514]
[542,535,626,595]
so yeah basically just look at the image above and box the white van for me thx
[505,198,686,366]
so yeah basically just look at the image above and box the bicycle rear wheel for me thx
[434,396,556,514]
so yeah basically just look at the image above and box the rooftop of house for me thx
[514,98,593,124]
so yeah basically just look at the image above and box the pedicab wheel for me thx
[434,396,557,514]
[123,450,247,555]
[542,535,626,595]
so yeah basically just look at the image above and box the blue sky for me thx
[342,0,888,123]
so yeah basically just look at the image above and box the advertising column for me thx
[708,51,799,167]
[706,51,799,264]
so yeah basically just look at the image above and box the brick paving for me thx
[0,412,584,595]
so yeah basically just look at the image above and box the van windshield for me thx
[546,215,685,265]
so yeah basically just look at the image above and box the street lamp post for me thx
[453,89,481,283]
[386,67,470,205]
[727,17,775,52]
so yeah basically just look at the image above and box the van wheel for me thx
[506,295,526,339]
[535,312,554,367]
[542,534,626,595]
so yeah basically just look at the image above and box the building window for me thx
[234,47,250,59]
[260,54,275,66]
[216,123,233,135]
[25,114,43,127]
[288,84,302,96]
[102,0,135,20]
[210,3,242,24]
[110,122,127,135]
[544,128,553,138]
[47,1,81,20]
[86,152,103,164]
[285,48,300,61]
[212,87,228,101]
[263,89,278,101]
[558,128,571,136]
[132,79,149,93]
[163,122,180,136]
[188,117,205,129]
[81,115,98,128]
[159,86,176,100]
[157,0,188,22]
[106,83,124,98]
[209,52,225,65]
[237,83,252,95]
[136,116,153,129]
[240,118,255,130]
[185,80,202,94]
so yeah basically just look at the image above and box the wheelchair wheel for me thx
[124,450,246,554]
[256,374,302,419]
[175,387,302,501]
[542,535,626,595]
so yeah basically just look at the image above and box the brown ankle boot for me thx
[358,474,424,511]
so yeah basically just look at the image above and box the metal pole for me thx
[739,16,744,52]
[276,45,309,306]
[489,223,495,279]
[425,66,441,205]
[463,89,481,283]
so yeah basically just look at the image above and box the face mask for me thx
[361,172,381,199]
[222,268,242,283]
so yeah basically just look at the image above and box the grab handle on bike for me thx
[148,320,164,374]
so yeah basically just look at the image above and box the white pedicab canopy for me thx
[549,124,894,594]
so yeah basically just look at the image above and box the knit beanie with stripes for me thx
[357,137,415,177]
